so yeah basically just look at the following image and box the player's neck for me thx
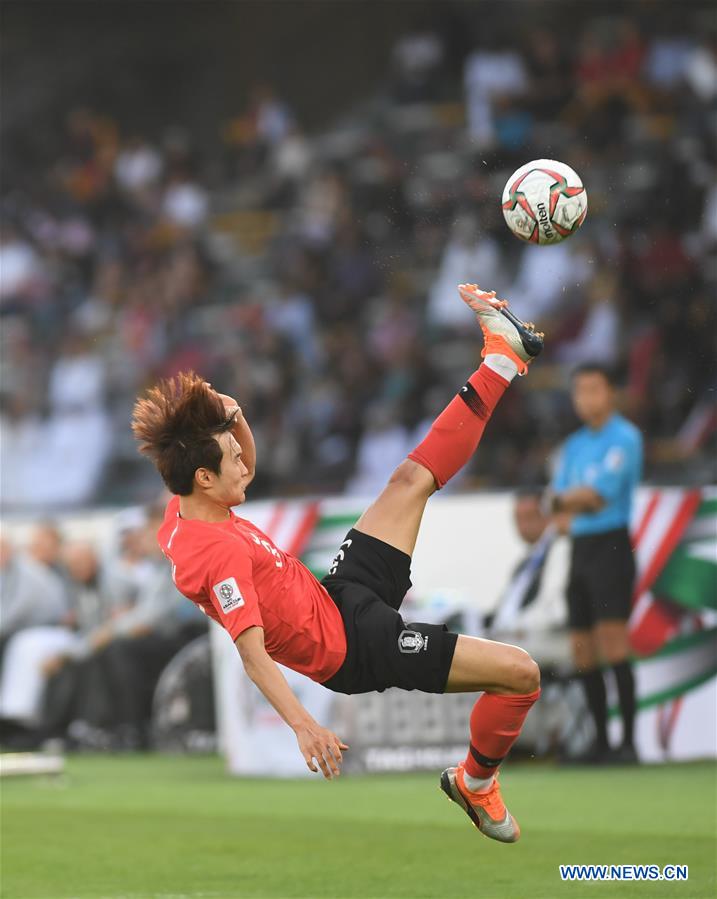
[586,410,613,431]
[178,492,232,523]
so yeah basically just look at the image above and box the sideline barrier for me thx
[4,489,714,769]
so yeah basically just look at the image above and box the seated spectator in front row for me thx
[26,520,69,586]
[45,505,207,751]
[0,535,69,747]
[484,490,570,664]
[35,510,156,747]
[0,539,118,748]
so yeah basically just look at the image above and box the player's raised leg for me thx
[355,284,544,557]
[355,284,544,844]
[411,284,543,844]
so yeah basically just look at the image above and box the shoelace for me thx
[475,778,507,820]
[459,768,507,820]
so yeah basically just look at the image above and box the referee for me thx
[551,364,643,764]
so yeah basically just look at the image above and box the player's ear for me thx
[194,467,215,490]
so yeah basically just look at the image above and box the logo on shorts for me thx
[398,629,428,653]
[328,539,353,576]
[212,577,245,614]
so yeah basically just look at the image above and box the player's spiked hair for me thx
[132,372,236,495]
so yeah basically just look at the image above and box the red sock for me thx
[464,689,541,779]
[408,365,509,488]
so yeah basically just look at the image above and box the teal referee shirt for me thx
[552,414,643,537]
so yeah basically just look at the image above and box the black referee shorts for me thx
[567,527,636,630]
[320,529,458,695]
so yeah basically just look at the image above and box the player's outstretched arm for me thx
[214,391,256,488]
[229,408,256,489]
[235,626,348,779]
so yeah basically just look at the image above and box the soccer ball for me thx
[501,159,587,245]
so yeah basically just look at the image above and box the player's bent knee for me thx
[505,649,540,694]
[523,655,541,693]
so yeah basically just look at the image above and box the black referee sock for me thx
[612,660,636,749]
[579,668,608,751]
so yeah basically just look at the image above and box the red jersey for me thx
[158,496,347,682]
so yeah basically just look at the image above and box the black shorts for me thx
[320,529,458,695]
[567,527,635,630]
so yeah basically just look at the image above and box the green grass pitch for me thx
[2,755,715,899]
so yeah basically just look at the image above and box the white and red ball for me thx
[501,159,587,245]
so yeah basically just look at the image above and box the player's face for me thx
[214,432,249,506]
[571,372,614,426]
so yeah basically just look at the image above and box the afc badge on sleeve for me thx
[212,577,245,614]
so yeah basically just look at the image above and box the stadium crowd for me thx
[1,9,715,513]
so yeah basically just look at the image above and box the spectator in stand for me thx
[683,33,717,102]
[507,240,591,332]
[114,136,163,196]
[67,506,207,750]
[39,539,132,748]
[224,84,293,176]
[464,38,528,147]
[269,125,312,205]
[297,167,349,248]
[0,541,109,748]
[428,214,504,329]
[391,30,445,104]
[524,28,572,121]
[264,279,321,370]
[481,490,570,671]
[101,508,156,610]
[40,334,112,507]
[0,535,68,745]
[346,401,411,497]
[27,521,65,573]
[0,221,44,306]
[556,272,621,368]
[0,535,68,651]
[162,174,209,230]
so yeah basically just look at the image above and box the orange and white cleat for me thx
[440,763,521,843]
[458,283,544,376]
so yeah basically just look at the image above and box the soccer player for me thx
[550,364,643,764]
[132,284,544,843]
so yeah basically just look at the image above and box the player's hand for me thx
[216,393,241,416]
[204,382,241,417]
[294,721,349,780]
